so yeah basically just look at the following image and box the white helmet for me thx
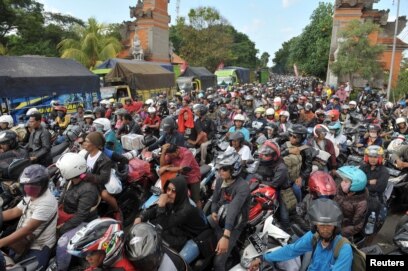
[385,102,394,110]
[93,118,111,132]
[147,106,156,114]
[266,108,275,116]
[0,115,14,128]
[396,117,406,125]
[349,101,357,107]
[273,97,282,105]
[100,99,110,106]
[279,111,290,118]
[26,108,39,116]
[145,99,154,106]
[56,152,87,180]
[50,100,59,107]
[233,114,245,122]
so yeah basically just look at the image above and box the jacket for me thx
[211,176,250,231]
[86,152,112,187]
[27,126,51,163]
[139,176,208,250]
[280,142,315,181]
[147,131,185,151]
[311,138,337,170]
[256,159,291,189]
[360,164,389,199]
[0,147,29,178]
[59,181,100,234]
[263,231,352,271]
[334,187,368,238]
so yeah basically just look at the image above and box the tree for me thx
[393,57,408,102]
[331,19,385,85]
[260,52,270,68]
[272,37,298,74]
[57,17,122,69]
[170,7,259,71]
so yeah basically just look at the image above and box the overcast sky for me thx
[40,0,408,65]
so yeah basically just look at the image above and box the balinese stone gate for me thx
[119,0,171,63]
[326,0,408,88]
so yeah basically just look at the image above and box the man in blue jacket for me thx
[250,198,352,271]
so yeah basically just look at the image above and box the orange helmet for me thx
[327,110,340,121]
[54,106,67,113]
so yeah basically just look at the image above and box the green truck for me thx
[215,66,250,87]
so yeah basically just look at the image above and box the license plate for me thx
[248,234,266,254]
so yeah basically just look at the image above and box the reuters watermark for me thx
[367,255,407,271]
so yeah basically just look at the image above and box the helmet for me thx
[308,171,336,199]
[125,223,163,271]
[245,95,254,101]
[68,218,124,266]
[63,126,82,142]
[265,108,275,116]
[328,121,342,137]
[305,103,313,111]
[84,113,95,120]
[100,99,110,106]
[349,101,357,107]
[299,96,307,102]
[279,111,290,119]
[93,118,111,132]
[0,130,18,149]
[160,116,176,133]
[19,164,49,197]
[145,99,154,106]
[56,153,87,180]
[337,166,367,192]
[193,104,208,116]
[217,204,243,229]
[315,109,325,118]
[50,100,59,107]
[308,198,343,228]
[368,124,381,133]
[364,145,384,165]
[115,108,127,116]
[313,124,329,137]
[259,140,280,162]
[0,115,14,128]
[109,98,115,104]
[385,102,394,110]
[396,117,406,125]
[219,107,228,117]
[288,124,307,142]
[215,148,242,177]
[229,131,245,143]
[331,95,339,101]
[147,107,156,114]
[341,105,349,111]
[233,114,245,122]
[54,106,67,113]
[26,108,39,116]
[327,110,340,121]
[93,106,106,116]
[254,107,266,115]
[273,97,282,105]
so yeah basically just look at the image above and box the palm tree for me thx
[57,17,122,69]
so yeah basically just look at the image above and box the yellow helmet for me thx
[254,107,266,114]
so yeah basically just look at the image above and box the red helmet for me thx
[259,140,280,162]
[327,110,340,121]
[248,184,277,225]
[308,171,336,199]
[54,106,67,113]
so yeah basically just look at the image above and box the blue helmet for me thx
[328,121,342,136]
[337,166,367,192]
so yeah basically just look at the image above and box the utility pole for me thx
[387,0,400,101]
[176,0,180,19]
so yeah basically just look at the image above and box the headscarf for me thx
[178,107,194,133]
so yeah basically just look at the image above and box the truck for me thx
[176,66,217,92]
[215,66,250,87]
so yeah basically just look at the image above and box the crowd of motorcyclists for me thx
[0,74,407,271]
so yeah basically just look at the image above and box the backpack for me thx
[283,142,308,182]
[311,233,366,271]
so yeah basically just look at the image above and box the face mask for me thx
[341,180,351,193]
[24,184,42,198]
[369,132,377,138]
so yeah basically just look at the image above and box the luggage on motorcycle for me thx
[193,228,217,259]
[280,187,297,213]
[105,169,123,194]
[121,134,145,151]
[10,126,27,143]
[282,143,308,182]
[128,158,151,181]
[312,233,366,271]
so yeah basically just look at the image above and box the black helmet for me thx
[215,148,242,177]
[125,223,163,271]
[19,164,49,197]
[288,124,308,142]
[193,104,208,116]
[308,198,343,228]
[63,126,82,142]
[160,116,177,134]
[0,130,18,149]
[93,106,105,117]
[229,131,245,143]
[394,215,408,253]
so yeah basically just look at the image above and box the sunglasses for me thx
[166,187,176,193]
[218,166,231,172]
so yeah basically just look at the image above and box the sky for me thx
[40,0,408,65]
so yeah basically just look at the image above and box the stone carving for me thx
[132,34,144,60]
[130,0,144,19]
[335,0,380,9]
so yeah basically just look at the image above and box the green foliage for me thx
[260,52,270,68]
[393,58,408,102]
[272,2,333,78]
[170,7,259,71]
[58,17,122,69]
[331,19,384,84]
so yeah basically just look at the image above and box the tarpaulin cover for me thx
[179,66,216,90]
[224,66,250,84]
[97,58,174,72]
[105,62,175,90]
[0,56,100,98]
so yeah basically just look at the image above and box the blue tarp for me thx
[0,56,100,98]
[97,58,174,73]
